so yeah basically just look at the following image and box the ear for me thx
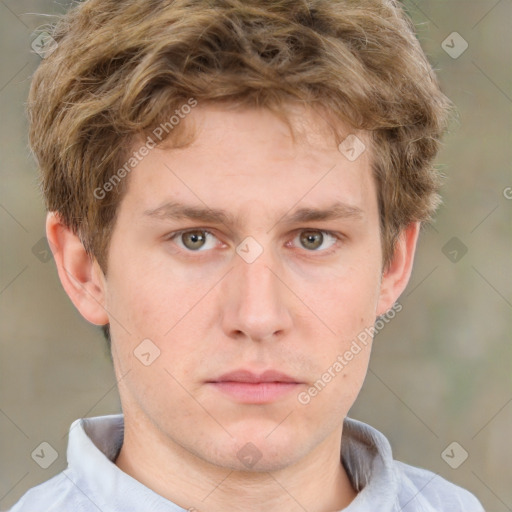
[376,222,420,316]
[46,212,109,326]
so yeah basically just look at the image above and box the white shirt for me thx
[9,414,485,511]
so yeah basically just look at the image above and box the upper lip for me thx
[209,369,301,384]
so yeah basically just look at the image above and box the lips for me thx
[210,369,301,384]
[207,369,303,404]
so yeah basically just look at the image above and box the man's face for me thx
[103,104,392,471]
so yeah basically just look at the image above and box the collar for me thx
[66,414,399,511]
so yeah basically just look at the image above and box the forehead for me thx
[118,104,376,224]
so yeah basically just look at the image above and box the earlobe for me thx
[46,212,109,326]
[376,222,420,316]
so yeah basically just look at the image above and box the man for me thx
[12,0,484,510]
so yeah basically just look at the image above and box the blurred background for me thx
[0,0,510,510]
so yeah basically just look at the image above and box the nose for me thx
[220,250,293,342]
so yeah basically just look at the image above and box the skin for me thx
[47,104,419,512]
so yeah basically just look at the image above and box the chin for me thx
[224,426,307,472]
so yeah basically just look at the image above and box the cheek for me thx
[296,260,381,336]
[290,261,379,399]
[106,266,218,393]
[105,250,197,338]
[297,340,372,425]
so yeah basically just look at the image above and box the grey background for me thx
[1,0,511,510]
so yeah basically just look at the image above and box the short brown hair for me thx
[28,0,452,275]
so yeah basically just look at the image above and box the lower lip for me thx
[208,382,301,404]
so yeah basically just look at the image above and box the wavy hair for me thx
[28,0,452,273]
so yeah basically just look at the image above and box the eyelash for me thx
[165,228,344,258]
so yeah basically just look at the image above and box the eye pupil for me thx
[182,230,206,250]
[300,230,323,250]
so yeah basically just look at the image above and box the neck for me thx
[115,413,357,512]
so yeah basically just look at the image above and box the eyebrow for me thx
[143,200,365,228]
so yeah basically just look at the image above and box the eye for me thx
[170,229,220,251]
[166,228,342,256]
[291,229,339,253]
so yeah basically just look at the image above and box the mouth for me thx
[206,369,303,404]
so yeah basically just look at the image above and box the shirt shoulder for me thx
[394,460,485,512]
[8,470,93,512]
